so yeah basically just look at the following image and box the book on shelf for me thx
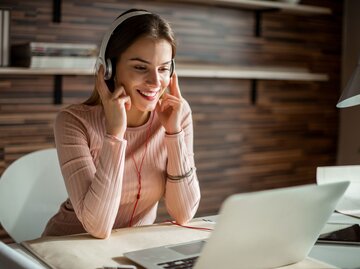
[14,56,98,69]
[11,42,98,57]
[0,8,11,67]
[11,42,98,69]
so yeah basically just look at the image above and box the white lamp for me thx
[337,57,360,108]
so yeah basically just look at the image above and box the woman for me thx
[43,9,200,239]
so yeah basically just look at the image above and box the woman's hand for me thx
[96,65,131,139]
[156,72,183,134]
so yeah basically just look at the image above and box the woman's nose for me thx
[146,70,161,87]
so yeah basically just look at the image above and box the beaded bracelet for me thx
[167,167,194,180]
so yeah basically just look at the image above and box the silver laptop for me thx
[0,241,45,269]
[124,181,349,269]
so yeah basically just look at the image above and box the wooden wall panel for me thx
[0,0,342,242]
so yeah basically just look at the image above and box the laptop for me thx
[0,241,46,269]
[124,181,349,269]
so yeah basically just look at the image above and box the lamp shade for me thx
[337,57,360,108]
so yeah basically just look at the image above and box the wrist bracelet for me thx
[167,167,194,180]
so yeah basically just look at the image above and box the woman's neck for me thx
[126,108,151,127]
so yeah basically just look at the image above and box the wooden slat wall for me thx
[0,0,342,242]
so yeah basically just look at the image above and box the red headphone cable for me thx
[128,112,154,227]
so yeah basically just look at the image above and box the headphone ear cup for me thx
[170,59,175,77]
[104,58,113,80]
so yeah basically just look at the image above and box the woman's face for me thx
[114,36,173,113]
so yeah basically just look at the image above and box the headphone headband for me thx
[95,10,151,79]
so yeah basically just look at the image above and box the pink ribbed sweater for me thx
[42,100,200,239]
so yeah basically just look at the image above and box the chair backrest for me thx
[317,165,360,213]
[0,148,67,243]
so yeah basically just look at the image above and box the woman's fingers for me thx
[162,93,182,103]
[112,85,131,110]
[159,94,182,112]
[112,85,126,100]
[169,72,182,99]
[122,95,132,111]
[96,71,130,110]
[95,65,110,101]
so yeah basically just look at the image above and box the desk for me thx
[17,217,345,269]
[21,219,212,269]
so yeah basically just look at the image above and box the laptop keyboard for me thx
[157,256,198,269]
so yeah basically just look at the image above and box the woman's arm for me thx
[54,109,126,238]
[164,101,201,224]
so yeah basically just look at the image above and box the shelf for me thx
[170,0,332,15]
[0,65,328,105]
[0,65,328,81]
[0,67,94,76]
[175,64,328,81]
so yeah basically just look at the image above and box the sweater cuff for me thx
[105,134,126,143]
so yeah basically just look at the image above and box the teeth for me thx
[140,91,157,97]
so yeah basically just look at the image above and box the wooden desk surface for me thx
[21,218,335,269]
[22,220,212,269]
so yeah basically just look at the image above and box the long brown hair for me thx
[84,9,177,106]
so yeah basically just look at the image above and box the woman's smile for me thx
[137,89,160,101]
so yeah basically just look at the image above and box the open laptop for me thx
[0,241,45,269]
[124,181,349,269]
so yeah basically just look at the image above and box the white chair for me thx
[0,241,45,269]
[317,165,360,215]
[0,148,67,243]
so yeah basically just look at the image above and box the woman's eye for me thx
[159,67,170,72]
[134,66,147,71]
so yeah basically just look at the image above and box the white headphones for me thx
[95,10,152,80]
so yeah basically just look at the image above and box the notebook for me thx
[124,181,349,269]
[0,241,45,269]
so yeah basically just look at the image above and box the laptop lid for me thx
[124,182,349,269]
[195,181,349,269]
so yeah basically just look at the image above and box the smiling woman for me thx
[42,9,200,239]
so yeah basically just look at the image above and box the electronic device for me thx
[95,10,175,81]
[124,181,349,269]
[317,223,360,245]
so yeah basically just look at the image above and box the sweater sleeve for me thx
[164,100,201,224]
[54,110,126,239]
